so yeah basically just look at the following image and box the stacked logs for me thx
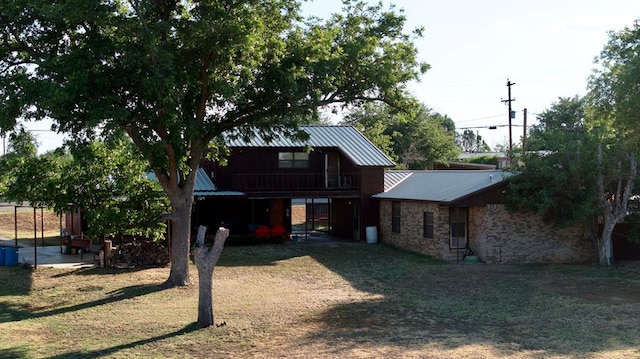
[110,241,170,267]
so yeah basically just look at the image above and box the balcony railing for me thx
[232,172,360,192]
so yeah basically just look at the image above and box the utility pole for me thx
[523,108,527,151]
[501,79,516,153]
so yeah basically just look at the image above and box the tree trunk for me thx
[165,195,195,287]
[597,220,616,266]
[595,145,637,266]
[193,225,229,328]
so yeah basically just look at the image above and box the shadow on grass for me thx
[298,243,640,358]
[50,265,151,278]
[217,243,309,267]
[21,323,199,359]
[0,345,31,359]
[0,266,32,296]
[0,283,166,324]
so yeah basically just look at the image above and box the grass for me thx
[1,243,640,358]
[0,208,61,242]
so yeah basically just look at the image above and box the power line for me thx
[455,114,504,124]
[457,124,531,130]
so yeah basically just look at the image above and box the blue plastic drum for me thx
[4,247,18,267]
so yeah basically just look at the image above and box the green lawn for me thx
[1,242,639,358]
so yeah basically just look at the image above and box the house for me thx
[373,170,595,264]
[195,125,395,241]
[457,152,511,169]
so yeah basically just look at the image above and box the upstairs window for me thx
[279,152,309,168]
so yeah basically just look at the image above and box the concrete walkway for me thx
[0,239,96,269]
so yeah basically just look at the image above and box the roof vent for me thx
[489,174,494,182]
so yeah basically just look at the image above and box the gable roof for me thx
[225,125,395,167]
[373,170,513,203]
[382,170,413,192]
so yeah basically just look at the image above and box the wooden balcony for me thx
[232,172,360,193]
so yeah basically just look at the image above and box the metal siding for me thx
[226,125,395,167]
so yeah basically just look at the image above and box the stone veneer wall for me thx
[379,201,464,262]
[379,200,596,264]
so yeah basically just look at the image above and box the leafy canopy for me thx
[341,100,458,169]
[0,138,169,240]
[505,96,600,226]
[0,0,427,185]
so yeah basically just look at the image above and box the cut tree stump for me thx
[193,225,229,328]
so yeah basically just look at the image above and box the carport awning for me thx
[149,168,246,198]
[194,168,246,197]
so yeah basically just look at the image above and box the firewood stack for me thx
[111,241,170,267]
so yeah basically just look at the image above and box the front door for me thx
[352,201,360,241]
[450,207,467,249]
[269,199,285,226]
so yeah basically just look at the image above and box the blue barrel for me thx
[4,247,18,267]
[0,247,5,266]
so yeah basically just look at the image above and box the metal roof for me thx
[373,170,512,203]
[225,125,396,167]
[149,169,245,197]
[193,168,246,197]
[382,170,413,192]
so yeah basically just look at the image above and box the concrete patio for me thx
[0,239,97,269]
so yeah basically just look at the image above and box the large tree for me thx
[587,19,640,265]
[506,73,639,266]
[0,0,427,285]
[507,20,640,266]
[505,96,600,230]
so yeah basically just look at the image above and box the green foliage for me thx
[0,138,169,240]
[341,102,396,161]
[63,139,170,239]
[589,19,640,147]
[0,0,427,181]
[5,127,38,157]
[463,155,499,166]
[456,129,491,153]
[0,127,40,198]
[588,20,640,248]
[341,101,458,169]
[505,96,601,226]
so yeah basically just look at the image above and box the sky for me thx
[17,0,640,153]
[301,0,640,149]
